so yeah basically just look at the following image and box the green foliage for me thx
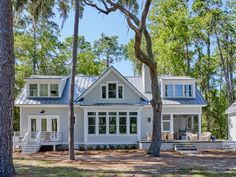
[93,33,125,68]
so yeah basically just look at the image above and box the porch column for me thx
[198,114,202,140]
[137,109,141,141]
[84,110,88,143]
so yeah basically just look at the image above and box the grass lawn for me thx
[14,150,236,177]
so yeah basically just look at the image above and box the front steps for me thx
[22,143,41,154]
[174,143,199,154]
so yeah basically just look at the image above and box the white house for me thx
[226,103,236,141]
[14,65,207,153]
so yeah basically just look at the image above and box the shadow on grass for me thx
[15,163,236,177]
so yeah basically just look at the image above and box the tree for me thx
[0,0,15,176]
[93,33,125,69]
[69,0,80,160]
[84,0,162,156]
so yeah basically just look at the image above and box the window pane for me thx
[99,112,106,116]
[88,117,95,125]
[165,85,173,97]
[163,122,170,131]
[130,117,137,134]
[88,112,96,116]
[50,84,59,96]
[119,116,126,134]
[119,112,127,116]
[88,117,96,134]
[163,115,171,120]
[102,86,106,98]
[109,117,116,134]
[118,86,123,99]
[99,117,106,134]
[40,84,48,97]
[109,112,117,116]
[29,84,38,97]
[41,119,47,132]
[175,85,183,97]
[52,119,57,132]
[184,84,192,97]
[129,112,137,116]
[108,83,116,98]
[31,119,37,132]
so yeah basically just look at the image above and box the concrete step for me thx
[174,143,199,154]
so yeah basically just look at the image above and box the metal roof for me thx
[226,102,236,114]
[15,74,206,106]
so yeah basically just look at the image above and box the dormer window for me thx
[184,84,192,97]
[29,84,38,97]
[175,84,183,97]
[100,82,123,99]
[40,84,48,97]
[28,83,59,97]
[50,84,59,97]
[165,84,173,97]
[164,84,194,98]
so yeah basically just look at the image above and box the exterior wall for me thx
[83,71,142,105]
[228,113,236,141]
[20,106,84,144]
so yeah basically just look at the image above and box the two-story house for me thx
[14,65,206,153]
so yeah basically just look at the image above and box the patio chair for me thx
[167,132,174,141]
[162,132,168,141]
[146,132,152,141]
[200,132,212,141]
[186,132,198,141]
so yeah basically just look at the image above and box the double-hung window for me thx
[50,84,59,97]
[162,114,171,132]
[165,84,173,97]
[175,84,183,97]
[108,83,117,98]
[98,112,106,134]
[119,112,127,134]
[109,112,116,134]
[40,84,48,97]
[29,84,38,97]
[88,112,96,134]
[184,84,193,97]
[129,112,137,134]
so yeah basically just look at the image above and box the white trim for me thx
[84,110,88,143]
[144,104,207,108]
[16,105,77,108]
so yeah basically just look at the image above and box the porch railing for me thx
[40,131,63,142]
[13,131,63,143]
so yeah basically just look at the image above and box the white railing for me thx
[22,131,30,145]
[40,131,63,142]
[223,141,236,151]
[13,131,26,143]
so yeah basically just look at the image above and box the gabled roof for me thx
[226,102,236,114]
[76,66,148,102]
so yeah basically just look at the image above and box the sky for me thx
[54,4,138,76]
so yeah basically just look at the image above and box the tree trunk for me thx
[68,0,80,160]
[215,30,234,105]
[0,0,15,176]
[32,19,37,75]
[148,67,162,156]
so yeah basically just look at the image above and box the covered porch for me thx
[161,114,202,141]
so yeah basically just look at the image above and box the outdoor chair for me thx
[200,132,212,141]
[167,132,174,141]
[186,132,198,141]
[146,132,152,141]
[162,132,168,141]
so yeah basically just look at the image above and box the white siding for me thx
[228,113,236,141]
[83,71,142,105]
